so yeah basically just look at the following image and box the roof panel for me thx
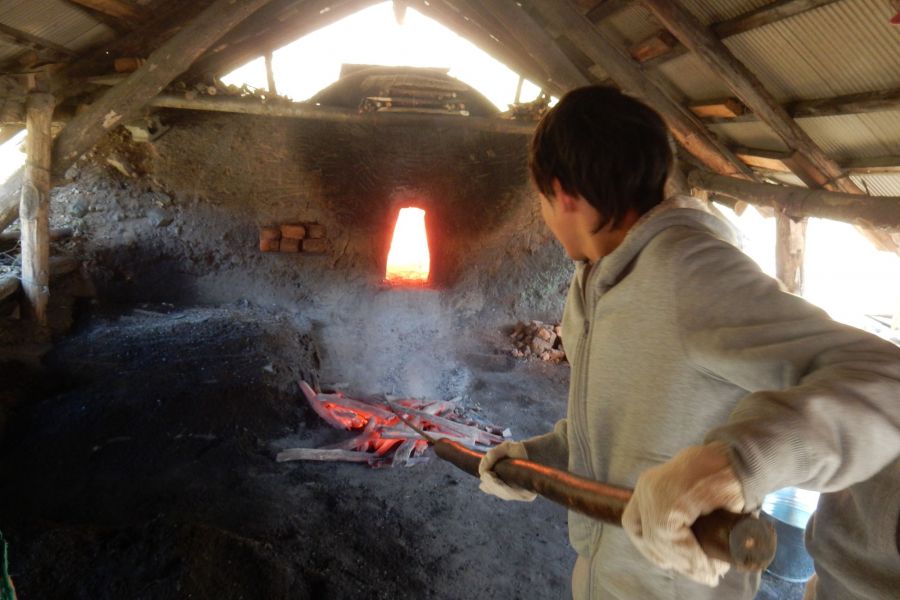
[849,173,900,197]
[723,0,900,102]
[0,0,115,53]
[678,0,773,25]
[707,119,789,152]
[799,111,900,159]
[655,51,733,100]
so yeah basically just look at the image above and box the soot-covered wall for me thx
[63,110,572,325]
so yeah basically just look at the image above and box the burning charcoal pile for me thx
[277,382,510,467]
[509,320,566,363]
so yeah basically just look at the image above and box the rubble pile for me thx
[509,320,566,363]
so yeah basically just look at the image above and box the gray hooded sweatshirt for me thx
[522,196,900,600]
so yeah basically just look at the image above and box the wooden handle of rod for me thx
[434,439,776,572]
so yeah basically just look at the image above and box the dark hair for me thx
[529,86,673,230]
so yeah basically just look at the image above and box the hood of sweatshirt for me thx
[584,194,740,294]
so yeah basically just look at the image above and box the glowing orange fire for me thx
[385,207,430,284]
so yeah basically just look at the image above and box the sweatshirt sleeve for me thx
[522,419,569,471]
[670,230,900,508]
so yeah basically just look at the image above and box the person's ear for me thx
[551,179,579,212]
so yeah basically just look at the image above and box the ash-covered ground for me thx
[0,302,574,600]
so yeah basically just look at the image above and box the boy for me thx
[479,86,900,600]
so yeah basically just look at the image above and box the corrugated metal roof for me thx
[0,0,115,65]
[656,52,733,99]
[708,120,788,152]
[723,0,900,102]
[601,3,659,46]
[799,111,900,159]
[849,174,900,197]
[679,0,773,25]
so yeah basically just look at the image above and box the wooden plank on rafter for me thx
[52,0,275,179]
[528,0,753,178]
[630,30,679,63]
[689,98,745,119]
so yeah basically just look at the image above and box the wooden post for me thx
[776,211,807,295]
[52,0,274,180]
[264,51,277,95]
[20,92,53,325]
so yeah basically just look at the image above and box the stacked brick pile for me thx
[259,223,329,254]
[509,320,566,363]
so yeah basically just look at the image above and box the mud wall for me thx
[55,110,573,396]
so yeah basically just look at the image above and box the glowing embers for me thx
[385,207,430,284]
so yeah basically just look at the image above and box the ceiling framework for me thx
[0,0,895,254]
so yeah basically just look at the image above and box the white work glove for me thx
[621,442,746,587]
[478,441,537,502]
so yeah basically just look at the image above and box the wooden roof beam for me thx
[688,170,900,230]
[527,0,753,178]
[52,0,275,180]
[641,0,858,195]
[702,87,900,124]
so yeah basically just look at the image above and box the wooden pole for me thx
[52,0,274,180]
[264,51,277,95]
[20,92,53,325]
[776,212,807,295]
[688,170,900,229]
[528,0,754,178]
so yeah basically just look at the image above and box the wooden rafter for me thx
[641,0,858,195]
[67,0,147,24]
[470,2,591,92]
[713,0,840,39]
[186,0,381,81]
[632,0,840,68]
[702,87,900,124]
[52,0,275,179]
[0,23,77,58]
[410,0,559,96]
[525,0,753,179]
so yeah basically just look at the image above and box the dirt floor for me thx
[0,302,577,600]
[0,300,805,600]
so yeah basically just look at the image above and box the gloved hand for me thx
[621,442,746,587]
[478,441,537,502]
